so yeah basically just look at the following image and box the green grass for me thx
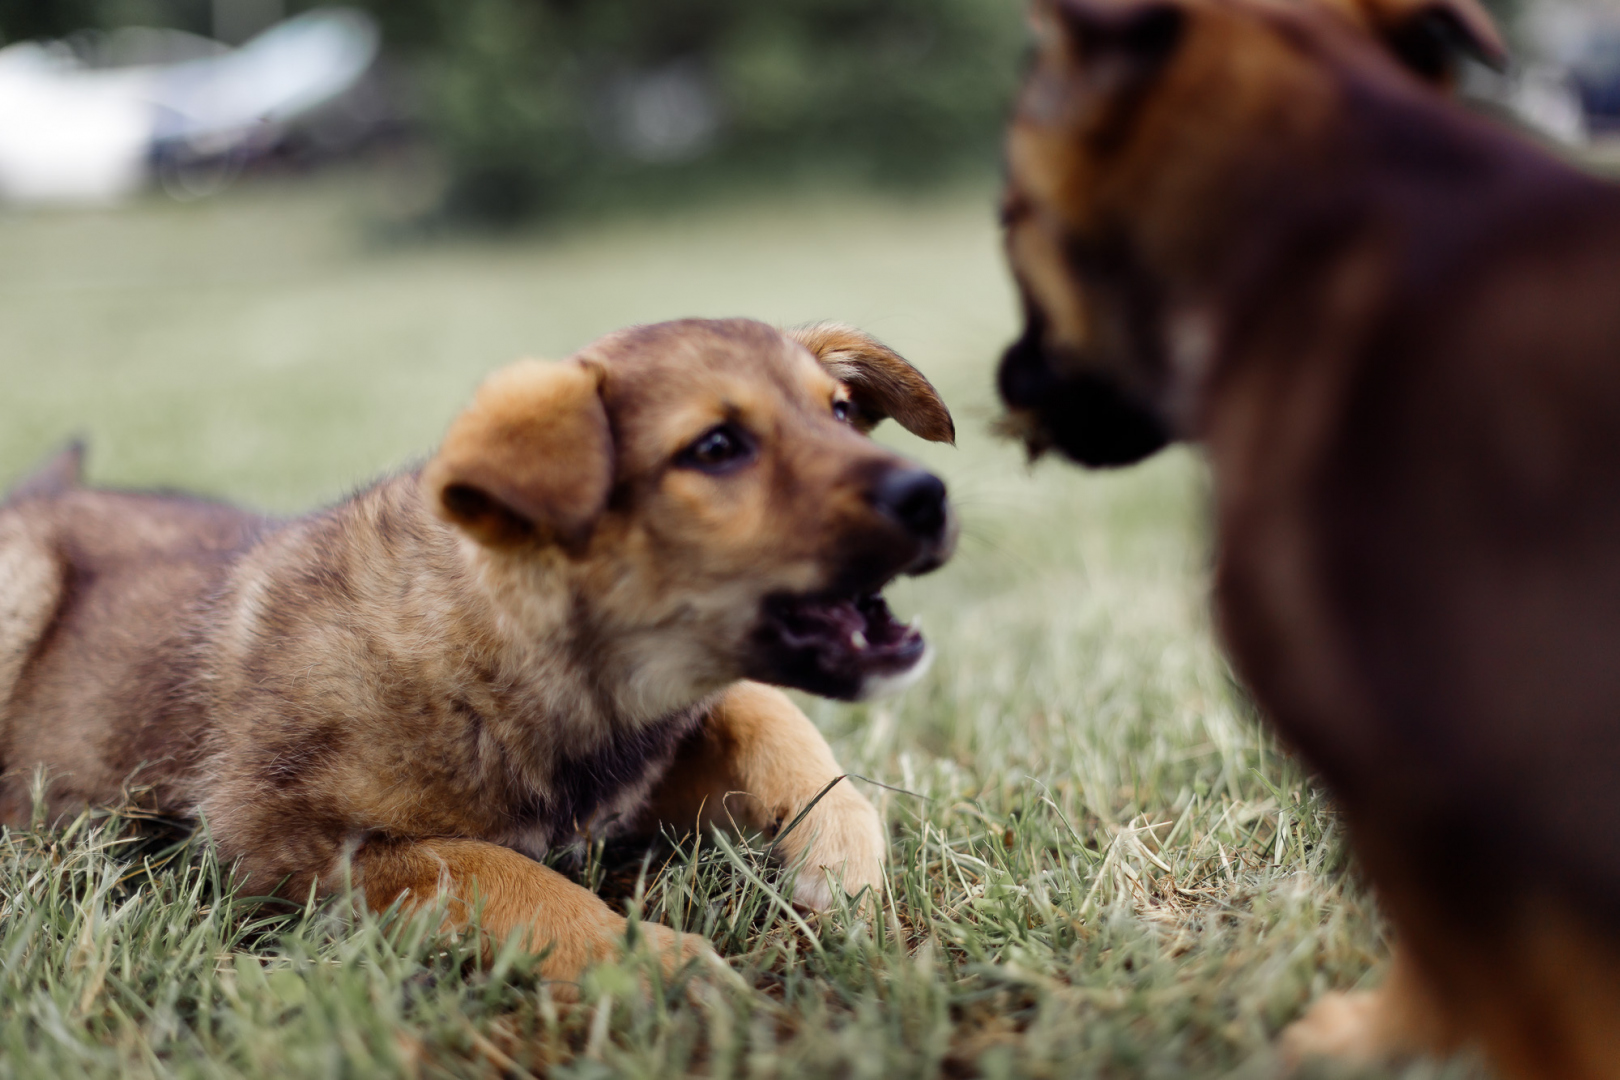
[0,177,1483,1079]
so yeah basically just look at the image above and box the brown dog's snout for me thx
[996,317,1170,468]
[997,312,1056,414]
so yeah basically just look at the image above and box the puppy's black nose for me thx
[872,468,948,539]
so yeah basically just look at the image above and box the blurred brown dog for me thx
[998,0,1620,1075]
[0,318,956,984]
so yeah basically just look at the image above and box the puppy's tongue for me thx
[775,592,921,657]
[752,589,928,700]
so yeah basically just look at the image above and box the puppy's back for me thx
[0,485,269,822]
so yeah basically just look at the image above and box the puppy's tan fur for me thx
[0,318,954,983]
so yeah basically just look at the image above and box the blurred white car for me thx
[0,8,378,204]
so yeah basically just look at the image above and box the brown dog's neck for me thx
[1162,83,1615,445]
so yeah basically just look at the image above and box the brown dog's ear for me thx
[1324,0,1506,81]
[422,359,613,549]
[1035,0,1187,85]
[788,323,956,444]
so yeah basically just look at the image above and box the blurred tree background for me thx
[0,0,1025,223]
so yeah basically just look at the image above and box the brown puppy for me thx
[0,318,956,982]
[997,0,1620,1076]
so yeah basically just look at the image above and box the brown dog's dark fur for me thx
[998,0,1620,1074]
[0,318,956,983]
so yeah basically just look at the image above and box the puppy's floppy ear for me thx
[788,323,956,445]
[1323,0,1506,81]
[422,359,613,549]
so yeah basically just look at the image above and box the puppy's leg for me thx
[640,681,887,910]
[1280,947,1461,1070]
[353,836,713,983]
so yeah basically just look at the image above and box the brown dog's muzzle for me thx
[746,461,955,702]
[997,306,1170,468]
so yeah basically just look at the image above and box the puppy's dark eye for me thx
[678,423,755,473]
[832,399,853,424]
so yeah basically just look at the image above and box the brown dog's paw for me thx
[1280,990,1372,1064]
[780,783,887,911]
[1279,990,1391,1071]
[1280,954,1457,1072]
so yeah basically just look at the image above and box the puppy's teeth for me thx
[851,630,868,650]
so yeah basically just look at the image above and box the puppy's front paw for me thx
[632,919,719,979]
[777,782,887,911]
[627,920,744,1002]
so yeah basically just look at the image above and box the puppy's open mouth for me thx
[750,588,927,701]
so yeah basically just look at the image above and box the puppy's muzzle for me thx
[744,462,955,702]
[869,466,954,573]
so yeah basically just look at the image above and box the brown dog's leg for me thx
[353,836,712,983]
[639,681,886,910]
[1280,947,1461,1070]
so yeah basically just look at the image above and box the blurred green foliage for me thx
[0,0,1025,223]
[353,0,1027,222]
[0,0,209,41]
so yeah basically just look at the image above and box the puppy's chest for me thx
[489,704,705,858]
